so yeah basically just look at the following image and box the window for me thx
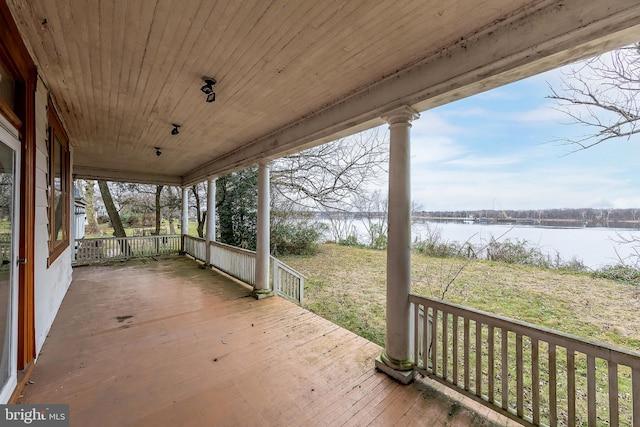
[47,101,70,263]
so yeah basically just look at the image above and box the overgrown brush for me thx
[271,221,327,256]
[412,226,593,272]
[593,265,640,286]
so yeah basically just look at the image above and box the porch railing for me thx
[182,235,304,304]
[183,235,207,262]
[272,257,304,304]
[210,241,257,287]
[0,243,10,264]
[410,293,640,427]
[74,235,181,265]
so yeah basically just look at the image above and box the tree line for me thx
[416,208,640,222]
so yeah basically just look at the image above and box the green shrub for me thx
[593,265,640,285]
[413,238,463,258]
[485,238,549,267]
[371,231,387,250]
[338,234,364,248]
[271,221,327,256]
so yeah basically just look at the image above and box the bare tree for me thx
[163,186,181,234]
[324,210,357,243]
[190,183,207,238]
[547,43,640,151]
[613,232,640,269]
[271,127,388,210]
[548,44,640,271]
[83,180,100,235]
[98,180,127,238]
[354,190,388,249]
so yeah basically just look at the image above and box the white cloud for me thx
[412,111,461,136]
[411,136,468,165]
[506,104,567,123]
[444,155,523,168]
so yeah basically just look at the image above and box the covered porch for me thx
[2,0,640,424]
[18,256,508,426]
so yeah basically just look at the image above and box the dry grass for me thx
[281,243,640,351]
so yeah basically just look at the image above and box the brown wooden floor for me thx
[18,256,514,426]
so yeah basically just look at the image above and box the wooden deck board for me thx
[19,256,506,426]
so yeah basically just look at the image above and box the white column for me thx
[376,106,419,383]
[181,187,189,237]
[205,178,216,265]
[252,162,272,298]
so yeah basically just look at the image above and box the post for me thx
[252,162,273,299]
[181,186,189,253]
[205,177,216,266]
[375,106,419,384]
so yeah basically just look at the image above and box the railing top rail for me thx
[410,292,640,368]
[78,235,181,241]
[271,255,305,279]
[210,240,257,257]
[183,235,205,241]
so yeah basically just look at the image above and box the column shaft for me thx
[253,163,271,297]
[181,187,189,237]
[205,178,216,265]
[378,106,419,378]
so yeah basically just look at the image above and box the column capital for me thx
[382,106,420,126]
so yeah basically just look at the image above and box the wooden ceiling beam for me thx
[73,165,182,186]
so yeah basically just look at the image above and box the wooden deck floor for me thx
[19,256,513,426]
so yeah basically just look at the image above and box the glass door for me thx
[0,118,19,403]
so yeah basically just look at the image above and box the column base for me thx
[375,353,415,385]
[250,289,274,300]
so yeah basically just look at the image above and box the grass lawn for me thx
[281,243,640,351]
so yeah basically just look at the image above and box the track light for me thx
[171,124,180,135]
[200,78,216,94]
[155,147,162,156]
[200,77,217,103]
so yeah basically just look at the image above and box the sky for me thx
[399,57,640,211]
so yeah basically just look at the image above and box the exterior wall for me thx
[33,77,72,354]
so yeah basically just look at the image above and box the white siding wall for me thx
[33,78,73,354]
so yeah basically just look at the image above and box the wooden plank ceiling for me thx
[5,0,640,185]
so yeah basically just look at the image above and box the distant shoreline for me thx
[413,216,640,228]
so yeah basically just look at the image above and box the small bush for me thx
[551,254,588,271]
[412,224,469,258]
[485,238,549,267]
[271,221,327,256]
[338,234,363,247]
[593,265,640,286]
[413,238,463,258]
[366,224,387,250]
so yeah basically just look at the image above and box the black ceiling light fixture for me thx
[171,124,181,135]
[200,77,217,103]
